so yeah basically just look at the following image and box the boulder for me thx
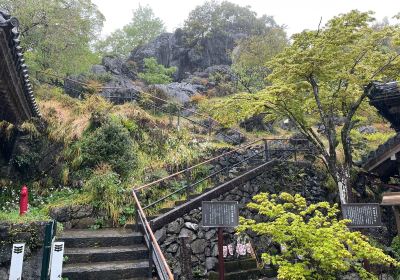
[167,220,182,234]
[150,82,200,104]
[155,227,167,243]
[102,56,135,79]
[100,76,141,104]
[191,239,207,254]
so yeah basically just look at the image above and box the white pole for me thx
[9,243,25,280]
[49,242,64,280]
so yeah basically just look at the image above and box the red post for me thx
[218,227,225,280]
[19,185,28,216]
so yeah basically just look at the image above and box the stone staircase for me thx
[209,258,260,280]
[60,228,151,280]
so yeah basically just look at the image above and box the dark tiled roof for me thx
[361,81,400,173]
[361,133,400,171]
[367,81,400,131]
[0,10,40,119]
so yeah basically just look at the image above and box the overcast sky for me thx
[92,0,400,37]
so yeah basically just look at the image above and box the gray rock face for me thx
[102,56,135,79]
[150,82,201,104]
[129,29,239,80]
[100,76,141,103]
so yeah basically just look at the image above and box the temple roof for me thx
[367,81,400,131]
[0,10,39,124]
[362,81,400,177]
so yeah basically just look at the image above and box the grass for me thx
[0,208,50,223]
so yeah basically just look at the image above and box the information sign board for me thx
[202,201,239,227]
[342,203,382,228]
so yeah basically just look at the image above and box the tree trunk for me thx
[336,165,351,204]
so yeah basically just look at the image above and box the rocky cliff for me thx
[129,29,243,81]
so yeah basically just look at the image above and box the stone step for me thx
[216,258,257,273]
[60,228,143,248]
[62,260,150,280]
[64,245,149,264]
[208,268,261,280]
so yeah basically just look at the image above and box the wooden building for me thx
[362,82,400,180]
[0,10,39,124]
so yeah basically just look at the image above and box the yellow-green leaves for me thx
[239,192,398,279]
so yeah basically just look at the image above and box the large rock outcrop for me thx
[129,29,243,80]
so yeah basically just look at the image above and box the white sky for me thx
[92,0,400,37]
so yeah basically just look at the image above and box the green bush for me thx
[84,165,127,224]
[138,57,177,84]
[79,119,137,179]
[238,192,399,280]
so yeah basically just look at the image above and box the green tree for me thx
[232,28,288,93]
[95,5,165,57]
[184,0,278,45]
[204,11,400,203]
[238,192,398,280]
[138,57,177,84]
[1,0,104,75]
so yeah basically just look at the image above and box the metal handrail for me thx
[132,190,174,280]
[135,138,264,192]
[140,138,312,211]
[142,148,265,210]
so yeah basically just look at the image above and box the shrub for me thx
[84,165,127,224]
[78,119,137,179]
[138,57,177,84]
[238,192,398,280]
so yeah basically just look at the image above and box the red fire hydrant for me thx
[19,185,28,216]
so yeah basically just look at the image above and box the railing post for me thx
[40,220,56,280]
[185,170,191,199]
[148,221,154,279]
[134,190,141,232]
[264,139,269,162]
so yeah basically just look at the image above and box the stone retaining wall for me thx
[156,161,329,279]
[0,221,48,279]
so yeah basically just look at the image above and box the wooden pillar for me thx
[392,206,400,235]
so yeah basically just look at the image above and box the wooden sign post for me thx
[202,201,239,280]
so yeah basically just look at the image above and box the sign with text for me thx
[202,201,239,227]
[342,203,382,228]
[9,243,25,280]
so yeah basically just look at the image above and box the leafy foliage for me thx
[238,192,398,280]
[232,28,288,93]
[84,164,128,224]
[203,11,400,203]
[74,118,137,179]
[95,5,165,57]
[1,0,104,75]
[184,0,278,44]
[138,57,177,84]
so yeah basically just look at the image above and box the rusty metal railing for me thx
[132,190,174,280]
